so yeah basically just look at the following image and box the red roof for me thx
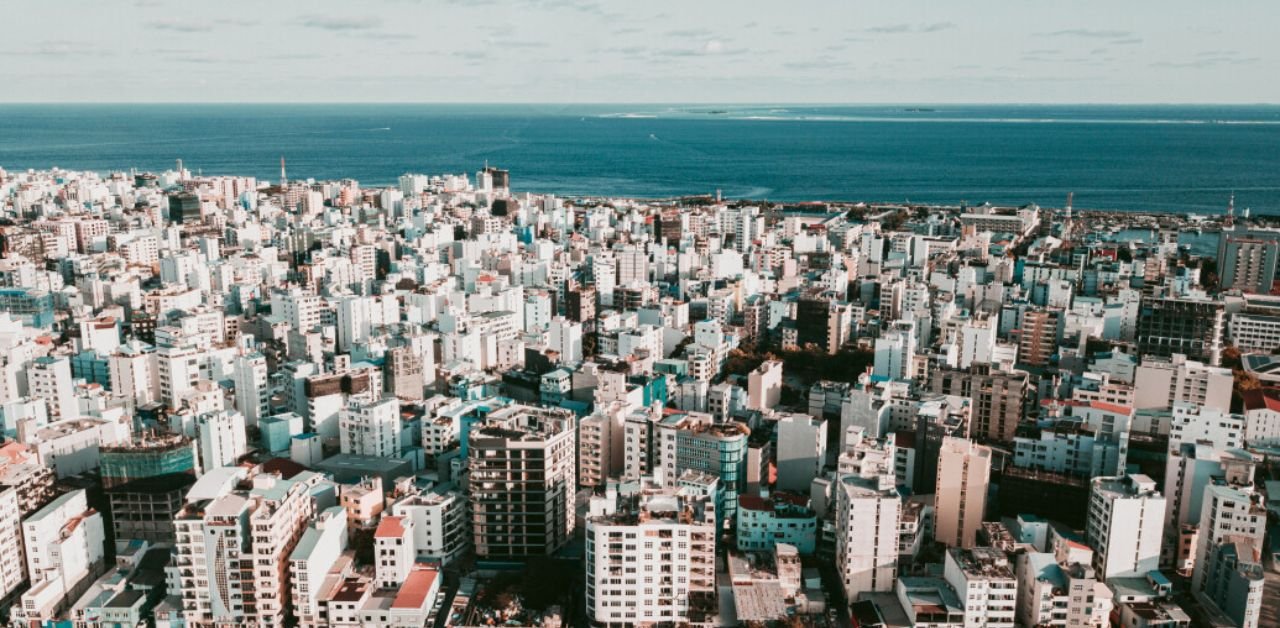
[1242,388,1280,413]
[894,431,917,449]
[261,457,309,479]
[1088,401,1134,416]
[375,516,406,539]
[392,567,439,609]
[773,492,809,507]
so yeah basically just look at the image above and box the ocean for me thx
[1,103,1278,214]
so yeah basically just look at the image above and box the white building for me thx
[389,483,471,566]
[0,486,24,602]
[944,547,1017,628]
[108,340,159,407]
[18,489,106,624]
[874,320,916,381]
[1133,354,1232,411]
[374,515,415,589]
[1192,482,1266,596]
[339,396,401,458]
[774,413,827,493]
[196,410,247,471]
[585,473,717,626]
[28,356,75,419]
[1161,443,1255,572]
[835,473,901,600]
[289,506,349,628]
[174,468,324,626]
[1086,474,1165,580]
[1168,402,1244,450]
[1016,554,1110,628]
[746,360,782,411]
[231,349,269,427]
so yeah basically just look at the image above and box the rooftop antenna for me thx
[1226,192,1236,228]
[280,156,287,188]
[176,159,183,180]
[1065,192,1073,221]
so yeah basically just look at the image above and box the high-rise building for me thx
[18,489,106,625]
[174,467,325,626]
[28,356,75,419]
[934,436,991,549]
[1161,443,1255,571]
[1136,296,1226,366]
[0,486,26,604]
[1086,474,1165,580]
[653,413,750,521]
[873,320,917,381]
[585,472,717,626]
[927,362,1029,443]
[1016,308,1062,367]
[793,291,852,355]
[746,360,782,411]
[389,483,471,566]
[1133,353,1232,411]
[231,349,270,427]
[1192,481,1266,596]
[288,506,348,628]
[774,413,827,493]
[167,192,202,224]
[338,396,401,458]
[196,410,247,471]
[468,405,576,558]
[1198,539,1265,628]
[1217,228,1280,294]
[374,515,415,589]
[108,340,159,407]
[944,548,1018,628]
[100,433,200,543]
[1016,555,1110,628]
[914,396,972,496]
[386,346,425,400]
[835,473,901,600]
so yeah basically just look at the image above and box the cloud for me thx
[865,22,955,34]
[452,50,490,61]
[650,40,747,58]
[300,16,383,31]
[665,28,713,38]
[1111,37,1143,45]
[146,17,257,32]
[0,41,109,57]
[147,19,213,33]
[354,32,416,41]
[919,22,956,33]
[783,56,853,71]
[867,24,911,34]
[1151,53,1259,69]
[603,45,646,56]
[1043,29,1133,38]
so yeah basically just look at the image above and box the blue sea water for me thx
[1,103,1278,213]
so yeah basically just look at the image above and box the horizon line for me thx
[0,101,1277,107]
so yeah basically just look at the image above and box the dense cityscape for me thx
[0,161,1274,628]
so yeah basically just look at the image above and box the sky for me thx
[0,0,1275,104]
